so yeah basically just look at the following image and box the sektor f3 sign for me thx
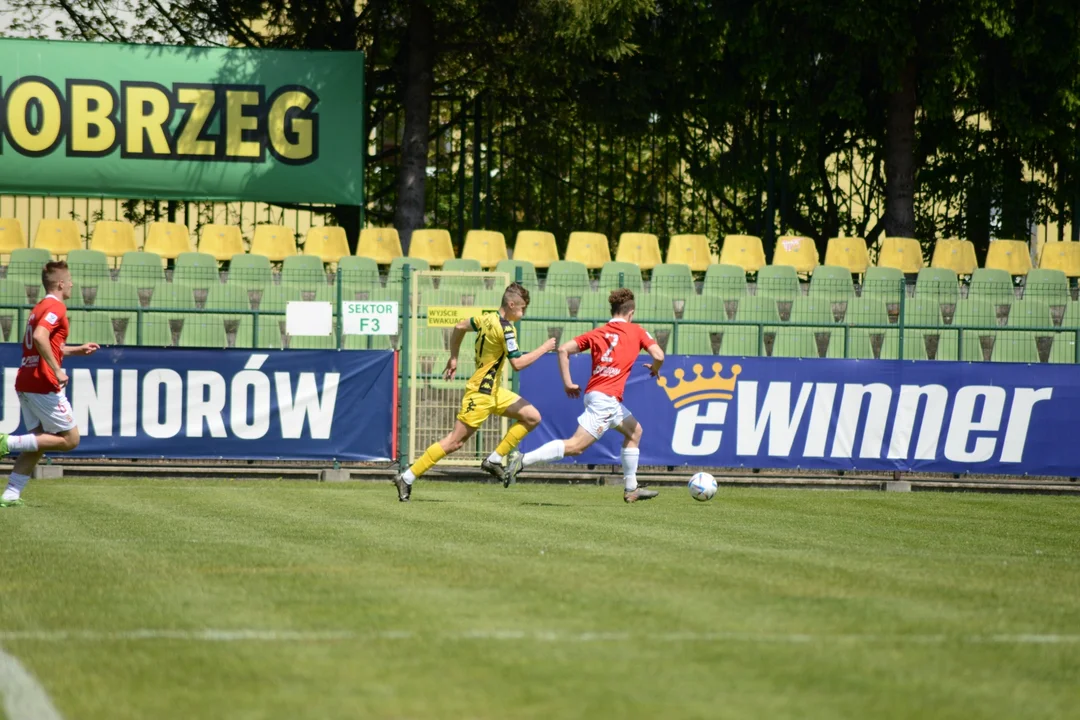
[0,39,364,204]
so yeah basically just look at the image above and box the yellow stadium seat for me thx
[0,218,26,257]
[198,224,245,262]
[772,235,819,273]
[824,237,869,274]
[144,222,193,260]
[565,231,611,269]
[666,234,713,272]
[408,228,455,267]
[930,238,978,275]
[985,239,1032,276]
[357,227,403,264]
[304,226,350,264]
[90,221,137,259]
[719,234,767,273]
[250,224,298,262]
[461,230,508,268]
[1038,241,1080,277]
[876,237,924,273]
[33,219,83,256]
[513,231,559,268]
[615,232,662,271]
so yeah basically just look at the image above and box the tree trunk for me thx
[393,0,435,254]
[883,59,917,238]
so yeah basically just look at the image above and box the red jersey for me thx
[16,295,69,394]
[575,319,657,401]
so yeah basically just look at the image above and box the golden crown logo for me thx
[656,363,742,408]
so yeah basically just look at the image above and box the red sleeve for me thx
[35,302,65,330]
[639,324,658,350]
[575,329,595,352]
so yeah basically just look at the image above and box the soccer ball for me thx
[688,472,717,502]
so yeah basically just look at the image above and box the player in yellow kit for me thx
[393,282,555,501]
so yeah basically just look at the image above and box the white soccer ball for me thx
[688,472,718,502]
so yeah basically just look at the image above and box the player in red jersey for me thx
[0,261,99,507]
[504,288,665,502]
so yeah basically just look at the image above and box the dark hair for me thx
[42,260,69,291]
[609,288,635,316]
[502,281,530,308]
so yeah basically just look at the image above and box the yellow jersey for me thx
[466,311,521,395]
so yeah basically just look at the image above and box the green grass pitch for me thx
[1,479,1078,719]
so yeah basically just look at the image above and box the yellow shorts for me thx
[457,388,521,429]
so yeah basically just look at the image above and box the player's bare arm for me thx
[644,343,665,377]
[443,318,472,381]
[63,342,100,357]
[508,337,556,372]
[557,340,581,397]
[32,325,66,387]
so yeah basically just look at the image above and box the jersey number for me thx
[23,323,33,350]
[600,333,619,363]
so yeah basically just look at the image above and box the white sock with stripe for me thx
[522,440,565,467]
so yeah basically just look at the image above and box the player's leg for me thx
[504,392,612,484]
[483,393,540,486]
[615,413,656,503]
[394,393,487,501]
[1,393,80,507]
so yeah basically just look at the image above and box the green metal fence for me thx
[1,256,1077,363]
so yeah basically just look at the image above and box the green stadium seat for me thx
[674,326,716,355]
[961,329,995,362]
[1008,299,1052,329]
[953,299,997,329]
[179,314,229,348]
[702,264,747,299]
[86,281,142,309]
[772,327,820,358]
[733,295,779,324]
[720,325,764,356]
[1024,269,1069,304]
[1050,333,1078,363]
[755,264,800,300]
[343,334,368,351]
[0,277,35,308]
[206,284,255,312]
[545,260,590,295]
[845,297,890,327]
[969,268,1015,305]
[228,253,273,287]
[139,315,180,347]
[252,316,286,349]
[388,256,432,288]
[439,258,484,291]
[992,332,1040,363]
[636,293,676,322]
[281,255,328,285]
[903,299,944,327]
[849,328,899,360]
[67,249,110,282]
[808,265,854,300]
[149,284,197,310]
[173,252,220,286]
[683,295,730,323]
[118,251,166,286]
[575,291,608,322]
[7,248,52,285]
[337,256,381,300]
[651,263,695,296]
[599,261,644,295]
[789,298,837,326]
[68,310,133,346]
[915,267,959,301]
[861,266,904,303]
[287,332,338,350]
[495,260,539,291]
[642,322,676,353]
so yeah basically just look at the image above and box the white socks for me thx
[487,452,503,464]
[2,473,30,501]
[622,448,640,491]
[401,468,416,485]
[7,435,38,453]
[522,440,565,467]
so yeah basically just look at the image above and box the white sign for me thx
[342,301,399,335]
[286,301,333,336]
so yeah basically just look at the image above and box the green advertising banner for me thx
[0,38,364,205]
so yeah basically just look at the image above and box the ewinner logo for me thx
[658,363,1052,465]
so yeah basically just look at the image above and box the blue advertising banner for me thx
[0,345,394,461]
[520,355,1080,477]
